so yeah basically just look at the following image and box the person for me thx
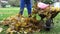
[19,0,32,17]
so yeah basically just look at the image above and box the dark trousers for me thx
[19,0,32,15]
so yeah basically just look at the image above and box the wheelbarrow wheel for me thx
[45,19,52,31]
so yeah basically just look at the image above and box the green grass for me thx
[0,7,60,34]
[0,7,19,21]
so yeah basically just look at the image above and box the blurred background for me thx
[0,0,20,21]
[0,0,60,8]
[0,0,19,8]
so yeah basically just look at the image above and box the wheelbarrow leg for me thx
[45,19,52,31]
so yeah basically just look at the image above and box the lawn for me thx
[0,7,60,34]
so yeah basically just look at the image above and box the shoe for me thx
[28,14,32,17]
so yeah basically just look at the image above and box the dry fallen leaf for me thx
[0,28,3,32]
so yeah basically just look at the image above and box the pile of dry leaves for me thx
[2,14,44,34]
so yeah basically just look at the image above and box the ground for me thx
[0,7,60,34]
